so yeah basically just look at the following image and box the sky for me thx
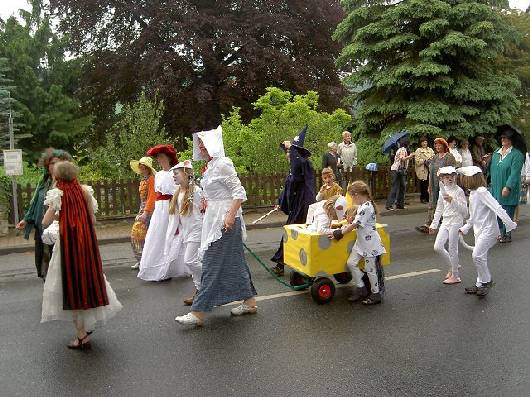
[0,0,529,21]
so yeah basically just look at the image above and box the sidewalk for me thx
[0,194,427,255]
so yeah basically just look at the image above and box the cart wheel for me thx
[290,271,308,288]
[310,277,335,304]
[333,272,352,284]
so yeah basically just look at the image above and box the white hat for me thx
[438,166,457,176]
[334,195,347,220]
[170,159,193,172]
[456,166,483,176]
[192,126,225,160]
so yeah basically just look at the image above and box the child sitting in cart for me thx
[316,168,343,201]
[329,181,386,305]
[307,195,347,234]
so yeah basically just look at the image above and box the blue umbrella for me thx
[382,131,410,154]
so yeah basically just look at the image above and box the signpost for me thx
[2,107,22,224]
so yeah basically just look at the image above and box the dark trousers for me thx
[498,204,516,239]
[419,179,429,202]
[34,228,52,279]
[386,170,406,208]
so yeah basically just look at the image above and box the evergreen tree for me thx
[334,0,519,140]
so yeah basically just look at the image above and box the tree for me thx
[79,92,169,180]
[180,87,353,174]
[48,0,345,142]
[0,2,92,161]
[334,0,519,140]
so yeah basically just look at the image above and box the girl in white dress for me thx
[458,166,517,297]
[428,166,468,284]
[166,160,204,305]
[331,181,386,305]
[138,144,179,281]
[41,161,122,350]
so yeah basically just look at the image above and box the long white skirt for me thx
[41,239,122,331]
[138,201,188,281]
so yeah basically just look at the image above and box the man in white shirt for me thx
[337,131,357,188]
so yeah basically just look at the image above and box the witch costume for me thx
[41,182,122,331]
[271,125,316,274]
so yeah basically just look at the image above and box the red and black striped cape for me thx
[57,179,109,310]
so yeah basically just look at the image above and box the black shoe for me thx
[395,206,406,210]
[415,225,429,234]
[271,265,284,276]
[362,292,382,305]
[347,286,369,302]
[385,206,395,211]
[476,282,494,297]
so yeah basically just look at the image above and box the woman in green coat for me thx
[487,126,526,243]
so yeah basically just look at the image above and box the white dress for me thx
[306,201,333,234]
[350,201,386,258]
[40,187,122,331]
[138,170,177,281]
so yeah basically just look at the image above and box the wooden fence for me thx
[10,166,418,223]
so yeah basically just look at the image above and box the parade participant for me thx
[316,167,342,201]
[270,125,316,276]
[331,181,386,305]
[40,161,122,349]
[129,156,156,270]
[16,149,72,279]
[416,138,456,234]
[175,126,257,326]
[458,166,517,297]
[307,195,346,234]
[486,125,526,243]
[428,167,468,284]
[414,137,435,204]
[138,144,179,281]
[166,160,204,305]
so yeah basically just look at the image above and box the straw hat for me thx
[130,156,157,175]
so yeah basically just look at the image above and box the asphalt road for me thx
[1,210,529,396]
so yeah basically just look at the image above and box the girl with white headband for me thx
[458,166,517,297]
[428,166,468,284]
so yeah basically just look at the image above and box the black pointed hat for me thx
[280,125,311,157]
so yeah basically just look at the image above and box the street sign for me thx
[2,149,23,176]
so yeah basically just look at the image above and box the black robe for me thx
[271,148,316,264]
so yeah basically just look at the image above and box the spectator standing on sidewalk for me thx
[416,138,456,234]
[338,131,357,187]
[386,139,414,210]
[448,136,463,168]
[471,135,487,172]
[460,139,474,167]
[414,137,435,204]
[322,142,341,180]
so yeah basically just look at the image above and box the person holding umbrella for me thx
[484,125,526,243]
[384,133,414,210]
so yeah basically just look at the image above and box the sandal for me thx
[67,333,91,350]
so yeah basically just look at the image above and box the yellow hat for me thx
[130,156,157,175]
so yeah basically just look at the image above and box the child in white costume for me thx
[167,160,204,305]
[306,195,347,234]
[458,166,517,297]
[330,181,386,305]
[429,166,468,284]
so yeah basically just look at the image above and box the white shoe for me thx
[175,313,203,326]
[131,262,140,270]
[230,304,258,316]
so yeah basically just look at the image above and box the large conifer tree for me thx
[334,0,519,139]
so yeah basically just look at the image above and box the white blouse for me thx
[155,170,176,195]
[175,185,204,244]
[199,157,247,256]
[430,184,468,228]
[307,201,333,234]
[460,187,517,239]
[460,148,473,167]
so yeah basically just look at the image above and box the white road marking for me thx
[225,268,441,306]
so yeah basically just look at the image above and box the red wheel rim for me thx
[318,284,332,300]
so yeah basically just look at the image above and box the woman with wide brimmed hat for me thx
[137,144,179,281]
[129,156,157,269]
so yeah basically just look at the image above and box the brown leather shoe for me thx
[183,290,197,306]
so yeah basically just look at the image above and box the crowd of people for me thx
[14,124,530,348]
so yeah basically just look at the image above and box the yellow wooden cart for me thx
[282,223,391,304]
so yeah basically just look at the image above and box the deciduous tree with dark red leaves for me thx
[49,0,345,142]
